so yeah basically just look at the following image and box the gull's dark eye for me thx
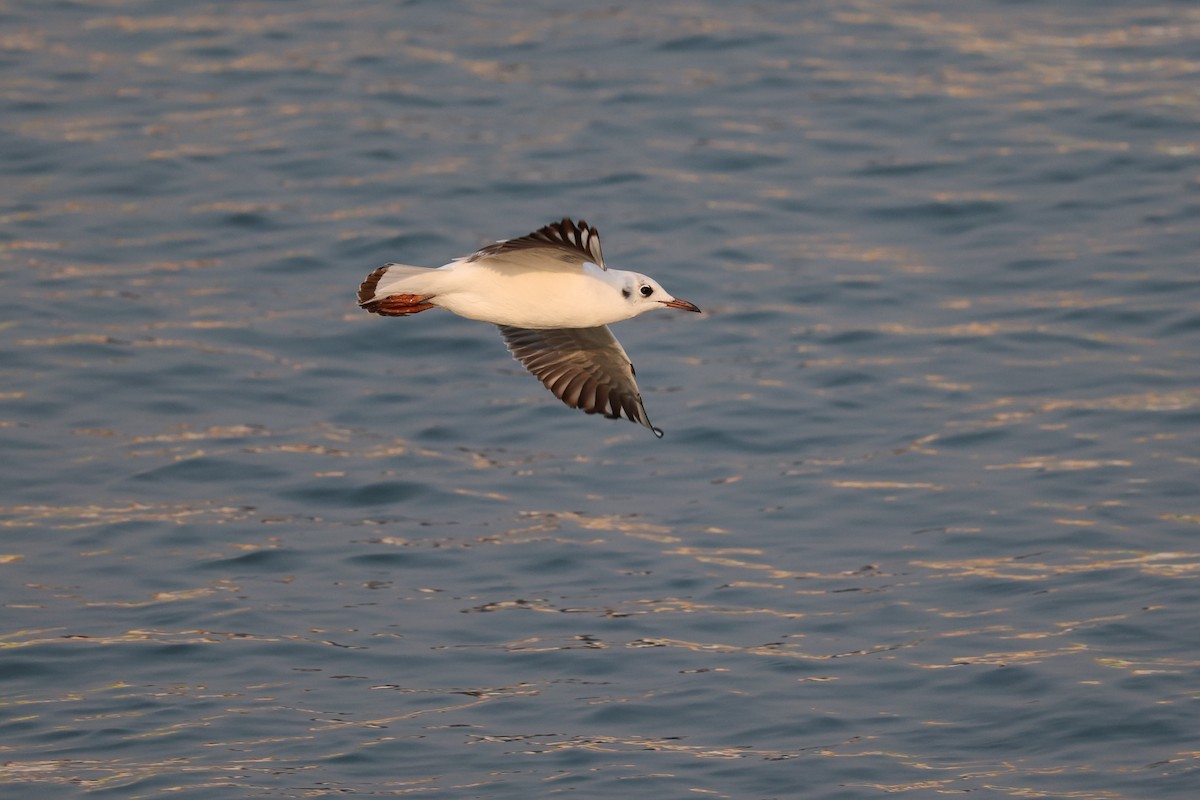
[639,285,654,297]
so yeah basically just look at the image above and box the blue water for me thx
[2,2,1199,798]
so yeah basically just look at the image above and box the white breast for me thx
[432,261,634,329]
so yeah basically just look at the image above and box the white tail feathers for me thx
[357,263,434,306]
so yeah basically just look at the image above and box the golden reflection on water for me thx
[0,501,255,529]
[915,551,1200,580]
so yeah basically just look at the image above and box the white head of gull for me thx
[358,218,701,437]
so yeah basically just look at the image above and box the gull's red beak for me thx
[660,298,701,313]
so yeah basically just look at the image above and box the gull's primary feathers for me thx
[358,218,700,436]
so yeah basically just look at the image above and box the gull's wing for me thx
[498,324,662,437]
[467,218,606,271]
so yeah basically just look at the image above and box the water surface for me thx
[2,2,1198,798]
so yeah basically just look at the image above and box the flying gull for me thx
[358,218,700,437]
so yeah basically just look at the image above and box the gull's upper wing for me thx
[468,218,606,271]
[498,324,662,437]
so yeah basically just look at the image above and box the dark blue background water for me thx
[2,2,1198,797]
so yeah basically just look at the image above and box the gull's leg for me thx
[361,294,436,316]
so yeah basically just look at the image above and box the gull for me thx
[358,218,700,437]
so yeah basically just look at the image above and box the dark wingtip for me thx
[472,219,604,268]
[651,425,664,438]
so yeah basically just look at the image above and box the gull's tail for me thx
[358,263,429,305]
[358,263,442,316]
